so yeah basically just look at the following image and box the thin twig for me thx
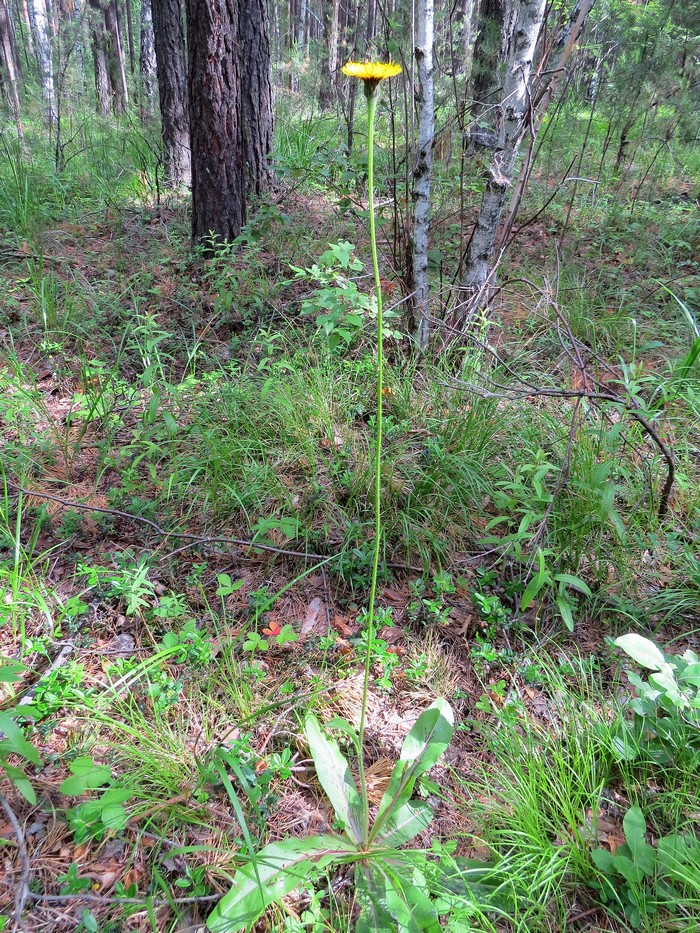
[0,792,31,932]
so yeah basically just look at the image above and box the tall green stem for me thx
[358,88,382,845]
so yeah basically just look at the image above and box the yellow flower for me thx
[342,60,402,95]
[342,60,402,81]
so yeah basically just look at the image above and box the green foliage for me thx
[0,660,41,803]
[61,757,133,842]
[613,634,700,765]
[206,700,496,932]
[593,805,700,926]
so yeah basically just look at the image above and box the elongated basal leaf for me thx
[376,699,453,827]
[207,835,357,932]
[375,799,433,847]
[304,714,364,843]
[615,634,667,671]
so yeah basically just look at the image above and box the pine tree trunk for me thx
[410,0,434,350]
[152,0,190,187]
[139,0,156,106]
[240,0,274,195]
[319,0,339,108]
[29,0,56,123]
[186,0,245,242]
[104,0,128,112]
[91,15,111,114]
[124,0,134,74]
[455,0,545,327]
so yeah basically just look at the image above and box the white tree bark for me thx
[411,0,435,350]
[29,0,55,124]
[139,0,157,105]
[456,0,545,326]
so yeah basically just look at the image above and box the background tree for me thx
[240,0,274,195]
[186,0,245,243]
[0,0,23,136]
[139,0,156,109]
[152,0,190,187]
[29,0,56,123]
[455,0,546,325]
[410,0,434,350]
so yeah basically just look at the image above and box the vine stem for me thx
[358,87,383,846]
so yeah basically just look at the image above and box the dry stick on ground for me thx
[8,483,423,572]
[0,791,31,933]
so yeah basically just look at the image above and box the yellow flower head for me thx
[342,60,402,96]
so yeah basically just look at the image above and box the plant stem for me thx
[358,88,383,845]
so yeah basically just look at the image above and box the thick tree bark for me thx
[319,0,340,108]
[152,0,190,187]
[186,0,245,242]
[29,0,56,123]
[410,0,434,350]
[455,0,546,326]
[240,0,273,195]
[139,0,156,106]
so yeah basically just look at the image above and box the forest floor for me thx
[1,131,699,933]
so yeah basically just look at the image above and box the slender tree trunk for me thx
[319,0,340,108]
[139,0,156,107]
[18,0,34,63]
[497,0,596,253]
[240,0,274,195]
[104,0,127,111]
[124,0,134,74]
[468,0,504,126]
[152,0,190,187]
[410,0,434,350]
[29,0,56,123]
[186,0,245,242]
[455,0,545,326]
[90,13,110,113]
[0,0,23,138]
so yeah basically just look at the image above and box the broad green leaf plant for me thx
[207,62,464,932]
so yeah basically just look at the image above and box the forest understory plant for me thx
[205,60,479,933]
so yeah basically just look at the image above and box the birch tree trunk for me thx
[139,0,156,107]
[497,0,596,254]
[455,0,545,327]
[30,0,56,123]
[410,0,434,350]
[0,0,23,138]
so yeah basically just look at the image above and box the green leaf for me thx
[623,806,656,876]
[304,714,363,844]
[207,835,355,932]
[1,761,36,804]
[0,659,27,684]
[615,634,666,670]
[375,799,433,847]
[354,864,396,933]
[556,596,574,632]
[553,573,592,596]
[60,757,111,795]
[0,712,40,765]
[375,700,453,834]
[592,848,614,872]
